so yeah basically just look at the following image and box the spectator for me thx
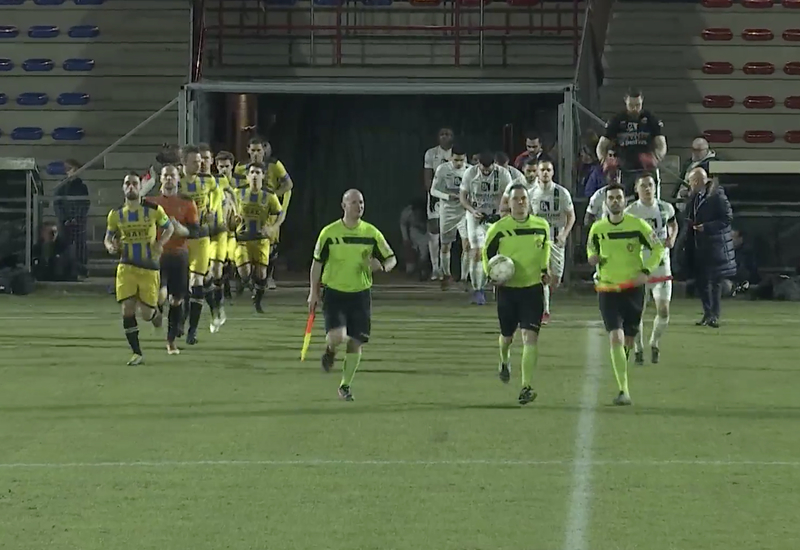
[582,149,617,198]
[53,159,90,277]
[676,137,717,204]
[399,198,430,280]
[32,221,77,281]
[685,167,736,328]
[513,131,544,170]
[731,228,760,287]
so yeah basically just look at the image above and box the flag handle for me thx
[595,275,673,293]
[300,311,315,361]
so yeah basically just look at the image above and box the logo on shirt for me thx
[539,201,550,212]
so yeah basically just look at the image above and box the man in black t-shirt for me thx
[596,87,667,196]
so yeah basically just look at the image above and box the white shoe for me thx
[218,307,227,326]
[267,277,277,290]
[166,343,180,355]
[210,317,220,334]
[430,269,442,281]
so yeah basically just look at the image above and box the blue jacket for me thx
[582,164,606,197]
[686,184,736,278]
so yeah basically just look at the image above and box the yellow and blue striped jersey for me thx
[106,201,171,271]
[234,159,289,194]
[180,173,218,236]
[236,188,282,241]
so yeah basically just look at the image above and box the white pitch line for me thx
[0,458,798,469]
[563,322,604,550]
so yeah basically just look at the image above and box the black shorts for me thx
[160,252,189,299]
[322,288,372,343]
[598,287,645,336]
[496,284,545,337]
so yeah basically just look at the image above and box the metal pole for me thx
[53,96,180,187]
[25,171,32,272]
[562,85,575,284]
[310,0,315,65]
[178,86,187,147]
[574,98,606,127]
[479,0,484,68]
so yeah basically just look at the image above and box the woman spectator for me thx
[685,167,736,327]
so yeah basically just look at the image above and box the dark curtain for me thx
[236,93,561,270]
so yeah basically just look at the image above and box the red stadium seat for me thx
[743,0,773,6]
[785,131,800,143]
[782,0,800,6]
[506,0,540,5]
[703,95,735,108]
[742,28,774,40]
[785,61,800,74]
[743,95,776,108]
[743,61,775,74]
[702,28,733,40]
[704,130,734,143]
[702,0,732,6]
[784,96,800,108]
[783,29,800,41]
[744,130,775,143]
[703,61,734,74]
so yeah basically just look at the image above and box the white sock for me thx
[428,233,440,273]
[440,251,451,276]
[650,314,669,348]
[461,250,470,282]
[634,319,645,353]
[470,257,484,291]
[543,285,551,314]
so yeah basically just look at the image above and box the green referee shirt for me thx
[482,214,551,288]
[313,219,395,293]
[587,214,664,286]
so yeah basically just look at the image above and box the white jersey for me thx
[430,161,467,207]
[530,182,574,239]
[424,146,452,173]
[587,185,613,219]
[625,198,675,273]
[507,165,526,185]
[460,165,513,216]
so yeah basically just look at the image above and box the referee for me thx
[587,183,664,406]
[596,87,667,196]
[308,189,396,402]
[482,184,551,405]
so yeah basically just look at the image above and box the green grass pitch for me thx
[1,291,799,550]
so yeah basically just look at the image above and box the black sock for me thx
[267,263,276,280]
[253,278,265,307]
[182,298,190,323]
[167,303,182,342]
[189,285,204,332]
[214,279,224,309]
[204,280,215,313]
[123,316,142,355]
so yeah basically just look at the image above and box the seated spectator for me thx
[399,198,430,280]
[731,228,760,287]
[32,222,77,281]
[53,159,90,277]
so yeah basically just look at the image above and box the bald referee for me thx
[308,189,396,402]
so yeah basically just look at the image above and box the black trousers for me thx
[696,270,722,320]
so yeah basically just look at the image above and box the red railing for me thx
[203,0,582,68]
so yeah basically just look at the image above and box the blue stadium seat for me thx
[52,127,85,141]
[0,0,25,5]
[63,58,94,71]
[34,0,66,4]
[68,25,100,39]
[0,26,20,39]
[17,92,49,106]
[314,0,341,5]
[12,127,45,141]
[0,93,7,105]
[263,0,298,4]
[28,25,60,39]
[0,59,13,71]
[46,161,67,176]
[57,92,90,106]
[74,0,105,4]
[362,0,392,5]
[23,59,55,72]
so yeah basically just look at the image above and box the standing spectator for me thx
[676,137,717,203]
[582,149,617,198]
[596,87,667,196]
[31,221,77,281]
[685,167,736,328]
[513,131,544,170]
[53,159,90,277]
[399,198,430,280]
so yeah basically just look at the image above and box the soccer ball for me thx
[487,255,515,285]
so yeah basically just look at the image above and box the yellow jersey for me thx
[236,188,282,241]
[106,201,171,270]
[180,173,218,237]
[234,158,289,194]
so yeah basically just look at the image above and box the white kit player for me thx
[459,151,513,305]
[429,145,469,289]
[624,174,677,365]
[499,157,538,215]
[423,127,454,281]
[530,158,575,324]
[495,152,526,186]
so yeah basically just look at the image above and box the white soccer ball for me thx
[487,254,515,284]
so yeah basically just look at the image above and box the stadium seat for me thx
[742,29,774,40]
[46,161,66,176]
[68,25,100,39]
[261,0,297,4]
[313,0,341,5]
[12,127,45,140]
[703,95,735,108]
[0,0,25,5]
[702,61,734,74]
[702,28,733,41]
[23,59,55,72]
[703,130,734,143]
[506,0,540,5]
[57,92,90,106]
[34,0,66,4]
[410,0,441,4]
[784,96,800,108]
[63,58,95,71]
[17,92,49,106]
[0,26,19,39]
[0,59,13,71]
[784,29,800,41]
[74,0,105,4]
[28,25,60,39]
[743,0,773,6]
[743,61,775,74]
[361,0,393,5]
[785,131,800,143]
[744,95,775,108]
[744,130,775,143]
[784,0,800,6]
[52,127,85,141]
[785,61,800,74]
[461,0,492,5]
[0,93,7,105]
[702,0,732,7]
